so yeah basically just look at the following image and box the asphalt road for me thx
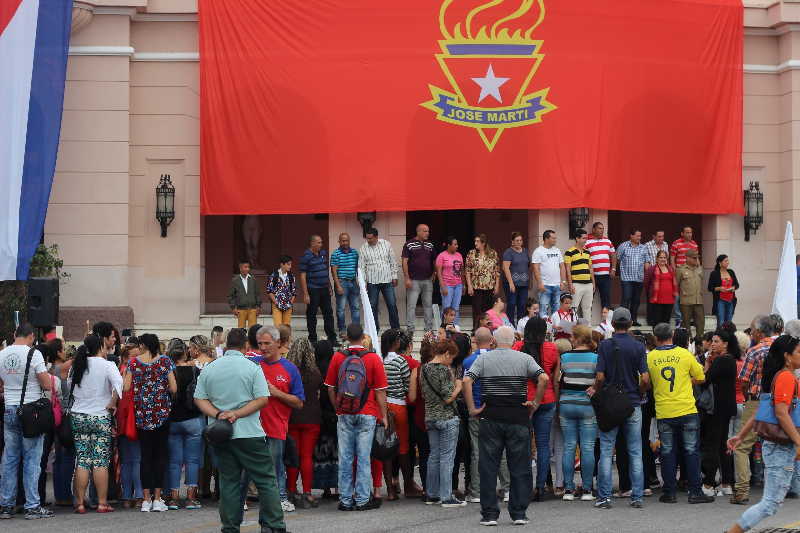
[5,489,800,533]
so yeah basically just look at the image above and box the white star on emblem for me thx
[471,64,510,104]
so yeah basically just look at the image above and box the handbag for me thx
[16,347,55,438]
[371,410,399,461]
[116,387,138,441]
[591,339,634,432]
[58,378,77,448]
[754,370,800,445]
[50,375,63,428]
[696,384,715,415]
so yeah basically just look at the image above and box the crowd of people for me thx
[1,221,798,533]
[229,223,737,349]
[0,309,798,532]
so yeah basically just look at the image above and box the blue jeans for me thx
[335,279,361,332]
[426,417,459,501]
[791,460,800,494]
[504,282,528,326]
[559,403,597,492]
[716,299,734,326]
[738,441,798,531]
[0,406,44,509]
[119,436,143,500]
[440,284,463,325]
[620,280,643,322]
[366,283,400,330]
[268,437,287,501]
[53,442,75,502]
[598,406,643,501]
[539,285,560,318]
[657,414,701,496]
[167,416,204,491]
[673,293,683,322]
[531,403,555,490]
[337,414,377,506]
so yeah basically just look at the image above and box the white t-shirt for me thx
[532,246,564,287]
[0,344,47,405]
[69,357,123,416]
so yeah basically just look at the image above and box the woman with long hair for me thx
[379,329,413,500]
[558,325,598,501]
[286,337,323,508]
[708,254,740,326]
[69,334,123,514]
[465,233,500,332]
[47,338,74,507]
[436,237,464,326]
[520,317,561,499]
[123,333,177,512]
[724,335,800,533]
[700,329,740,497]
[165,339,204,510]
[117,342,143,508]
[312,340,338,498]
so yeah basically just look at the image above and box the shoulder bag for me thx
[754,370,800,445]
[58,378,77,448]
[16,347,55,438]
[591,339,634,432]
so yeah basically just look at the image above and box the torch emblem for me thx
[421,0,556,151]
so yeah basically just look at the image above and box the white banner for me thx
[771,221,798,321]
[357,268,380,354]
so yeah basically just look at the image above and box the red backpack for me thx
[335,348,372,414]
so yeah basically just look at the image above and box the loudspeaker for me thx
[27,278,59,327]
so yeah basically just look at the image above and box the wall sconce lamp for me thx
[357,211,377,238]
[568,207,589,239]
[743,181,763,242]
[155,174,175,238]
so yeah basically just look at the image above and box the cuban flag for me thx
[0,0,71,281]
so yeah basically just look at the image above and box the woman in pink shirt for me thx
[485,296,512,331]
[435,237,464,326]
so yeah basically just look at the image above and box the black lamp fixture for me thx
[568,207,589,239]
[743,181,763,242]
[357,211,377,238]
[155,174,175,238]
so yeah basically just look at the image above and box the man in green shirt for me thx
[193,328,287,533]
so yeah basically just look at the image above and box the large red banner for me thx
[199,0,743,215]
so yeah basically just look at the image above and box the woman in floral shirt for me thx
[123,333,177,512]
[266,254,297,327]
[465,233,499,332]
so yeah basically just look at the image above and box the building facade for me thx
[50,0,798,338]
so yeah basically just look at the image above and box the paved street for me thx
[4,490,800,533]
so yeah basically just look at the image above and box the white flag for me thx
[357,268,380,354]
[771,221,798,321]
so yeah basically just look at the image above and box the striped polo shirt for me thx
[559,349,598,406]
[585,238,615,276]
[299,249,330,289]
[330,246,359,280]
[564,246,592,284]
[670,238,698,266]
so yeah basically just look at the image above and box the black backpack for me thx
[591,339,634,432]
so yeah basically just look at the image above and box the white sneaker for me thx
[580,493,596,502]
[243,503,248,511]
[503,493,509,503]
[702,486,716,497]
[562,491,575,501]
[480,518,498,526]
[468,496,481,503]
[140,499,152,512]
[151,499,168,512]
[512,518,530,526]
[720,486,733,496]
[280,500,296,512]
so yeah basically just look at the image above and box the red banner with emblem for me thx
[199,0,743,215]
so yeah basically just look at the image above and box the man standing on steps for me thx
[676,249,705,344]
[403,224,436,334]
[586,222,616,318]
[331,232,361,336]
[564,229,595,320]
[359,228,401,330]
[229,260,262,329]
[299,235,337,345]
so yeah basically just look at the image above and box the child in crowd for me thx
[551,293,577,341]
[516,297,540,335]
[593,307,613,340]
[438,307,462,338]
[266,255,296,327]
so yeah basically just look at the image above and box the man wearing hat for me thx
[676,249,705,342]
[593,308,651,510]
[193,328,287,533]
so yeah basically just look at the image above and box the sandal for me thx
[97,504,115,513]
[74,504,86,514]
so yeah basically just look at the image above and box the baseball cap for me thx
[612,307,632,323]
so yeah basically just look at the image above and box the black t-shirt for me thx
[170,365,200,422]
[704,355,737,418]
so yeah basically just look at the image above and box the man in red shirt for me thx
[670,226,699,326]
[324,323,389,511]
[256,325,305,513]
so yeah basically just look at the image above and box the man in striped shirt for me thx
[463,326,548,526]
[564,229,595,320]
[586,222,616,313]
[669,226,699,326]
[359,227,401,330]
[331,232,361,336]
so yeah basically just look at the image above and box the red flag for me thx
[199,0,743,215]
